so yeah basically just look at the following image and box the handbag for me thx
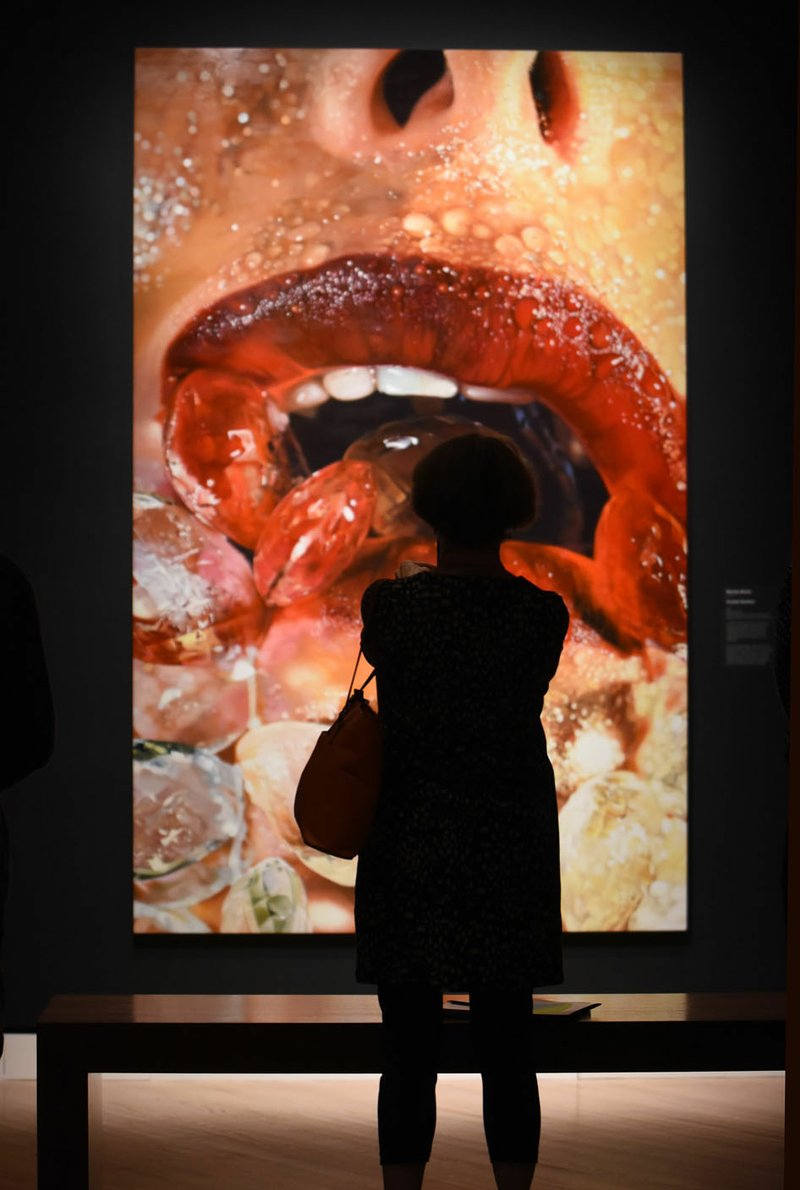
[293,647,383,859]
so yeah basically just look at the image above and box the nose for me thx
[309,49,574,163]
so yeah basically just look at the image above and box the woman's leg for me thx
[488,1165,538,1190]
[469,989,540,1190]
[376,983,443,1189]
[381,1164,427,1190]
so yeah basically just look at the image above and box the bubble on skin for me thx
[442,208,470,235]
[495,234,524,259]
[519,225,546,251]
[289,221,321,242]
[419,236,446,256]
[402,213,437,238]
[302,243,331,267]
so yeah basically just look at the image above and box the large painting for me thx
[133,49,687,935]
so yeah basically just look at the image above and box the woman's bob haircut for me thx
[411,431,538,548]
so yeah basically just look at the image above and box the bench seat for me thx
[36,991,785,1188]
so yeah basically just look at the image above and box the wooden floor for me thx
[0,1073,785,1189]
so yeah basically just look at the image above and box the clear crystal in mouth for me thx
[288,387,608,555]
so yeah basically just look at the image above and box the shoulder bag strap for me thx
[347,646,376,702]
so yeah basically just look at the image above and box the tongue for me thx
[503,524,685,654]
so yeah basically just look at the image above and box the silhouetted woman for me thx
[355,432,569,1190]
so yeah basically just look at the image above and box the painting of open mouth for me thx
[132,48,687,935]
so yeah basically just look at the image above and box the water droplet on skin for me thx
[442,208,470,235]
[290,221,322,242]
[402,213,437,238]
[302,244,331,268]
[495,234,524,258]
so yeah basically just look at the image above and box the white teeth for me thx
[284,366,531,412]
[375,366,458,398]
[290,379,328,410]
[322,367,376,401]
[461,383,532,405]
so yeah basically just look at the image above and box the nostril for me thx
[376,50,450,128]
[529,51,578,154]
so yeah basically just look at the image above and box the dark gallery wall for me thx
[1,2,796,1031]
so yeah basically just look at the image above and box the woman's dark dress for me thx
[354,569,569,991]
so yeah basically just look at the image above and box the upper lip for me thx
[162,253,686,527]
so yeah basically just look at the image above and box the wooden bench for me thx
[36,992,785,1189]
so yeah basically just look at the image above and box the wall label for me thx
[724,586,776,666]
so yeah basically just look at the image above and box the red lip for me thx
[161,254,687,651]
[164,254,685,524]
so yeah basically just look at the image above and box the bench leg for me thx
[37,1035,103,1189]
[88,1073,104,1188]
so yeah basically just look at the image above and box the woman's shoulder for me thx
[360,577,395,621]
[515,578,569,622]
[526,581,568,608]
[361,566,445,620]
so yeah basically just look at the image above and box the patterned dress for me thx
[354,568,569,991]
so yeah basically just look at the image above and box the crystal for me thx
[592,490,687,648]
[164,368,307,549]
[240,798,293,870]
[256,602,363,724]
[304,885,356,934]
[220,857,311,933]
[540,634,646,806]
[133,901,211,933]
[133,740,246,907]
[133,493,266,664]
[344,414,480,535]
[557,770,655,931]
[253,460,376,606]
[235,721,358,888]
[255,536,434,723]
[133,651,255,752]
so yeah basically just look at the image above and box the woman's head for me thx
[411,431,538,548]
